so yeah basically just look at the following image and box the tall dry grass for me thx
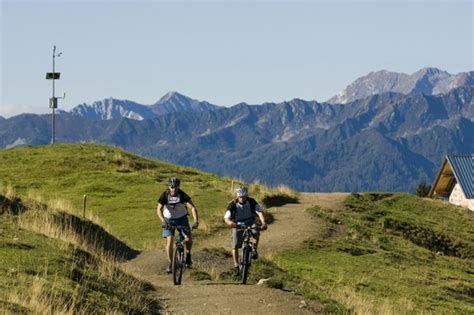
[6,263,153,314]
[325,283,416,315]
[112,151,144,172]
[8,275,76,315]
[248,181,299,207]
[4,183,17,200]
[2,190,158,314]
[228,180,299,204]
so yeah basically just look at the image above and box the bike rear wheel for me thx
[172,246,185,285]
[241,245,251,284]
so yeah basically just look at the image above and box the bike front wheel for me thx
[172,246,185,285]
[241,245,251,284]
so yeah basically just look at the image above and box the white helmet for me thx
[236,186,248,197]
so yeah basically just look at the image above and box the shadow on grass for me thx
[1,195,139,260]
[383,218,473,259]
[52,211,140,260]
[0,195,27,215]
[261,195,299,208]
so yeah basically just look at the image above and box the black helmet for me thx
[168,177,180,188]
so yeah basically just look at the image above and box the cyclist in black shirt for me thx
[157,177,199,273]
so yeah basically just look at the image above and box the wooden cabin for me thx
[429,155,474,211]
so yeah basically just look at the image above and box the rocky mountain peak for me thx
[328,67,473,104]
[156,91,191,105]
[414,67,449,76]
[150,92,220,115]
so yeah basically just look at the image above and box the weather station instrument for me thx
[45,45,66,144]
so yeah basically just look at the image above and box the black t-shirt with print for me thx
[158,189,191,206]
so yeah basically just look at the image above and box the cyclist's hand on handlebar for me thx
[192,221,199,229]
[162,221,170,229]
[261,223,268,231]
[230,222,237,228]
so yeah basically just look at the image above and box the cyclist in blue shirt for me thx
[224,186,267,276]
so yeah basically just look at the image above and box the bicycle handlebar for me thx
[235,224,266,231]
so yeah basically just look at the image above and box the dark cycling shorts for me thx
[162,215,191,239]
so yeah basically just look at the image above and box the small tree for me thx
[416,180,431,197]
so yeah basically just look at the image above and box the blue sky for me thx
[1,0,473,117]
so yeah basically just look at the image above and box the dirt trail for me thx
[122,193,348,314]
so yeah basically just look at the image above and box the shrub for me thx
[416,180,431,198]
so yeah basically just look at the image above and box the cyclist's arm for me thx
[224,218,235,227]
[156,202,165,223]
[186,200,199,225]
[223,210,236,227]
[256,205,267,228]
[257,211,267,226]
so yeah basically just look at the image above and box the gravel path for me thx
[122,193,349,314]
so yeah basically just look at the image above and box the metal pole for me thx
[52,46,56,144]
[83,194,87,218]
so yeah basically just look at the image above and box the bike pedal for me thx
[234,267,240,277]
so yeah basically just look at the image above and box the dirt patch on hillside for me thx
[122,193,349,314]
[259,193,348,255]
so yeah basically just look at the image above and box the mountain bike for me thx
[171,225,191,285]
[236,224,265,284]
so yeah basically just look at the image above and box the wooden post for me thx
[83,194,87,218]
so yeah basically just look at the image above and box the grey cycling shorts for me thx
[231,227,260,249]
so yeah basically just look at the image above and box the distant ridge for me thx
[70,98,156,121]
[328,67,474,104]
[1,67,473,192]
[2,86,472,192]
[69,92,221,121]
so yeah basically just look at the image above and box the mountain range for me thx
[69,91,220,121]
[1,67,473,192]
[328,67,474,104]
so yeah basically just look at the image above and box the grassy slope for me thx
[263,193,473,314]
[4,144,472,313]
[1,144,299,313]
[0,204,159,313]
[0,144,236,249]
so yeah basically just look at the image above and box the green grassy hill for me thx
[2,144,472,314]
[0,144,239,249]
[0,143,239,313]
[0,144,297,313]
[251,193,474,314]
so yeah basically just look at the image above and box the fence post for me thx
[83,194,87,218]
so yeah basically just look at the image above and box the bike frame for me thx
[171,225,188,285]
[237,224,258,284]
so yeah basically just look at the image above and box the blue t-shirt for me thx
[224,198,261,224]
